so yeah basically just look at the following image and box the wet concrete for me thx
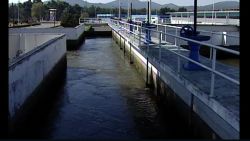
[12,38,202,139]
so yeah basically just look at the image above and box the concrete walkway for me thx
[24,22,60,28]
[110,23,239,138]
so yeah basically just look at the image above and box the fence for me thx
[109,19,239,98]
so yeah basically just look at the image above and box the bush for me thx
[60,8,80,27]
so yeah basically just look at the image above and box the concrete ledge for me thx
[9,23,41,28]
[9,55,67,137]
[111,29,239,139]
[84,31,112,37]
[9,34,67,119]
[9,24,85,51]
[66,30,86,50]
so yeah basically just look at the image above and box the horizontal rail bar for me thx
[152,23,239,38]
[164,48,239,85]
[109,19,239,86]
[113,19,239,55]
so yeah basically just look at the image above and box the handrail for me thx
[118,24,239,84]
[170,10,239,14]
[149,22,239,38]
[114,19,239,55]
[108,19,239,97]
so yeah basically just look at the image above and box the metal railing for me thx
[108,19,239,97]
[79,18,108,24]
[151,22,239,59]
[152,22,239,45]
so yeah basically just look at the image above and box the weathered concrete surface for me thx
[24,22,61,28]
[110,23,239,139]
[9,23,84,40]
[84,25,112,37]
[9,34,67,119]
[9,33,63,62]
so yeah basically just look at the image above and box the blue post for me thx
[129,21,133,33]
[145,25,151,43]
[185,41,202,70]
[180,25,210,70]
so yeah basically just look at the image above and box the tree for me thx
[23,0,33,22]
[46,0,70,21]
[31,2,44,21]
[60,7,79,27]
[9,3,16,23]
[33,0,42,3]
[159,7,176,15]
[80,12,89,18]
[178,7,187,12]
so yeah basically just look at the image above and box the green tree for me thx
[60,7,79,27]
[31,2,44,21]
[159,7,176,15]
[33,0,42,3]
[9,3,16,23]
[178,7,187,12]
[46,0,70,21]
[23,0,33,22]
[80,12,89,18]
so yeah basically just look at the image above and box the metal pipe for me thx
[130,2,132,21]
[212,0,215,24]
[210,48,217,97]
[149,0,151,23]
[119,0,121,19]
[127,0,130,19]
[159,32,162,63]
[147,1,150,24]
[194,0,197,33]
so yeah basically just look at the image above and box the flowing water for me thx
[13,37,215,139]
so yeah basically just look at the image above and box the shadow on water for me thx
[10,37,218,140]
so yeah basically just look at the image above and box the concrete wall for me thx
[9,23,84,40]
[9,34,66,119]
[9,33,62,62]
[112,29,239,139]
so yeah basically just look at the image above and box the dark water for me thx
[13,38,208,139]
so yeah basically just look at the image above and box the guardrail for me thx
[109,19,239,97]
[79,18,108,24]
[151,22,239,58]
[153,22,239,45]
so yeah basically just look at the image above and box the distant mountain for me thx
[63,0,85,7]
[103,0,162,9]
[199,1,239,11]
[161,3,179,10]
[184,1,239,11]
[56,0,239,11]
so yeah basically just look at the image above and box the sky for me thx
[8,0,239,6]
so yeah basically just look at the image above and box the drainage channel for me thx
[12,37,214,139]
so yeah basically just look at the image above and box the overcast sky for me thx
[8,0,239,6]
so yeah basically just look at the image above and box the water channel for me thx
[12,37,217,139]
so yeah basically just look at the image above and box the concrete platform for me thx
[109,23,239,139]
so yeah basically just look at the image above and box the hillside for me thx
[58,0,239,11]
